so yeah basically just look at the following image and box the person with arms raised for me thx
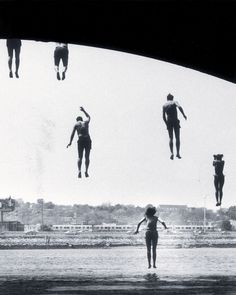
[67,107,92,178]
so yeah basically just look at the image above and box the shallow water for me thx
[0,247,235,279]
[0,247,236,294]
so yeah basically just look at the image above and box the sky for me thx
[0,40,235,209]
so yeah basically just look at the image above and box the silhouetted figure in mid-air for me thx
[67,107,92,178]
[134,206,167,269]
[6,39,21,78]
[163,93,187,160]
[213,154,225,206]
[54,43,69,80]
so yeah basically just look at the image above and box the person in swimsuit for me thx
[67,107,92,178]
[6,39,22,78]
[213,154,225,206]
[163,93,187,160]
[54,43,69,80]
[134,206,167,269]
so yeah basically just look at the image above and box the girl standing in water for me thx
[134,206,167,269]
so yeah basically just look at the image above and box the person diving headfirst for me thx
[67,107,92,178]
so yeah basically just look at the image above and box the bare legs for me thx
[8,57,13,78]
[15,47,20,78]
[61,66,67,80]
[77,156,82,178]
[147,247,151,268]
[168,126,181,159]
[168,129,174,160]
[78,146,90,178]
[54,48,68,80]
[214,175,225,206]
[152,239,157,268]
[147,244,157,268]
[7,47,21,78]
[175,127,181,158]
[55,65,67,80]
[85,149,90,177]
[145,231,158,268]
[55,66,61,80]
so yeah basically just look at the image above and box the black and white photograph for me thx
[0,0,236,294]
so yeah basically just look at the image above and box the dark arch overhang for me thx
[0,0,235,83]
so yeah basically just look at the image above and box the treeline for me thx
[4,199,236,227]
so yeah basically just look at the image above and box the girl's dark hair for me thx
[145,206,156,217]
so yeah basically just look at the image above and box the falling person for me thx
[54,43,69,80]
[162,93,187,160]
[67,107,92,178]
[213,154,225,206]
[6,39,22,78]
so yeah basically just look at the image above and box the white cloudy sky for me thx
[0,40,235,209]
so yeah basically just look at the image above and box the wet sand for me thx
[1,276,236,295]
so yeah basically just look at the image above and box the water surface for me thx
[0,247,235,294]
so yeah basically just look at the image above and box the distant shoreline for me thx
[1,231,236,250]
[1,243,236,250]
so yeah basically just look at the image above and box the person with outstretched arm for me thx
[67,107,92,178]
[134,206,167,269]
[163,93,187,160]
